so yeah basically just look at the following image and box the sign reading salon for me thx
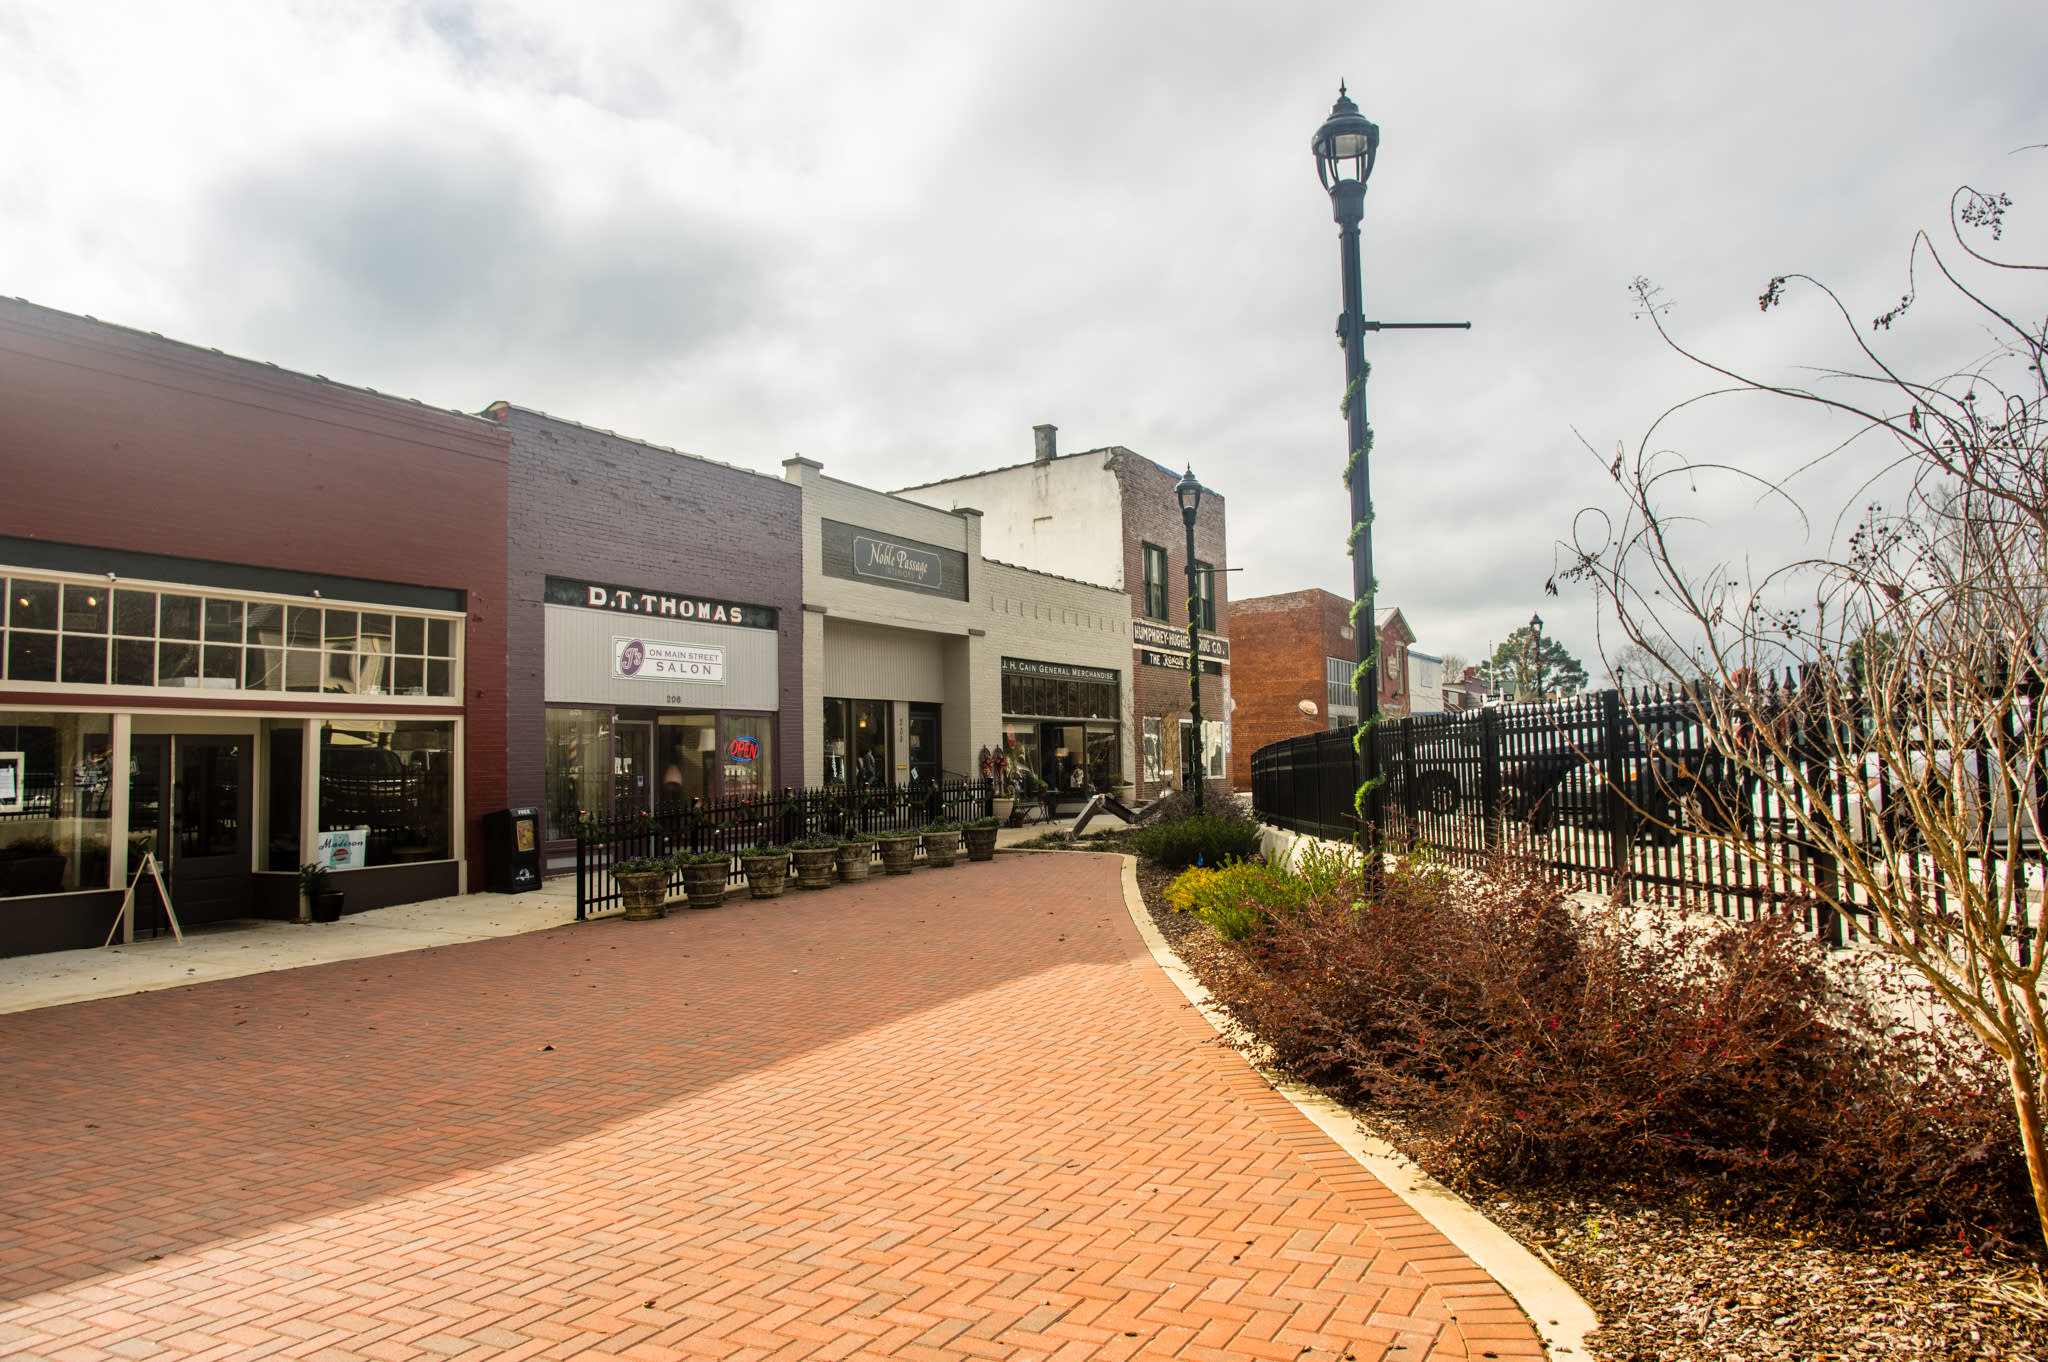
[612,637,726,682]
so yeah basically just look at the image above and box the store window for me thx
[2,574,457,697]
[545,708,610,842]
[823,698,890,788]
[722,715,774,801]
[1140,544,1169,621]
[1142,717,1162,783]
[1191,560,1216,631]
[0,711,113,895]
[1326,656,1359,728]
[318,721,454,866]
[1176,718,1228,784]
[266,724,303,872]
[656,714,718,807]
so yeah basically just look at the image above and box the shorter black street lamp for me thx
[1175,466,1207,812]
[1527,612,1545,702]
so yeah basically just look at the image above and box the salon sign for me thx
[611,636,726,682]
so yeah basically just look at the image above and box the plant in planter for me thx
[610,855,671,921]
[786,838,840,890]
[921,820,963,869]
[875,829,920,875]
[737,845,789,899]
[961,816,1002,862]
[980,745,1015,823]
[835,830,875,882]
[672,848,731,910]
[298,861,344,923]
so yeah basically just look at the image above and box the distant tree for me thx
[1437,651,1470,683]
[1606,642,1667,690]
[1478,628,1588,699]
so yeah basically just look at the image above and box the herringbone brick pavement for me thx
[0,854,1541,1360]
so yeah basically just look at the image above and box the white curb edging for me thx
[1115,855,1599,1359]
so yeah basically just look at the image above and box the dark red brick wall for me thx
[0,298,510,887]
[1227,589,1354,787]
[1108,450,1229,800]
[493,406,804,818]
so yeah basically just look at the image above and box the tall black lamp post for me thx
[1528,612,1545,702]
[1313,84,1468,841]
[1175,466,1207,812]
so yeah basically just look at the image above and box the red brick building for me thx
[1227,589,1414,789]
[0,299,509,955]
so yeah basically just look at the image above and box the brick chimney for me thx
[1032,423,1057,465]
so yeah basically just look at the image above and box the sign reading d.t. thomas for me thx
[612,636,726,682]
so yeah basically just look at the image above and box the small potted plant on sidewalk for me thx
[299,861,344,923]
[962,816,1001,862]
[835,830,874,882]
[787,838,839,890]
[921,821,962,869]
[674,848,731,910]
[739,845,789,899]
[875,829,920,875]
[611,854,671,921]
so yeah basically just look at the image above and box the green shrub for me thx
[610,857,669,877]
[1166,860,1305,940]
[922,821,961,834]
[1130,812,1263,869]
[671,849,730,866]
[967,816,1003,829]
[784,838,839,850]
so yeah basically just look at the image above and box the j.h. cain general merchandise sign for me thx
[612,637,726,682]
[545,575,777,630]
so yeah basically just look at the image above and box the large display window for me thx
[318,720,455,865]
[545,705,777,844]
[0,711,113,896]
[822,697,890,788]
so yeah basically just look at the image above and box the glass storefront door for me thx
[127,734,251,930]
[907,705,940,785]
[614,720,653,816]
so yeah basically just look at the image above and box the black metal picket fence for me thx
[574,778,995,919]
[1251,683,2045,949]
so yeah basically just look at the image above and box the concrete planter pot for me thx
[678,859,728,910]
[835,842,873,882]
[876,836,919,875]
[615,870,668,921]
[992,797,1015,824]
[922,830,961,868]
[790,846,838,890]
[961,826,999,862]
[740,853,788,899]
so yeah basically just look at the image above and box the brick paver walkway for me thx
[0,854,1541,1361]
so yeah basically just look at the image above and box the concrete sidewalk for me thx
[0,878,581,1016]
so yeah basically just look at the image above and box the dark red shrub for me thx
[1208,850,2030,1246]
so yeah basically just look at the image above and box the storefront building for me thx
[782,457,1131,795]
[0,301,508,955]
[490,406,802,867]
[895,426,1230,801]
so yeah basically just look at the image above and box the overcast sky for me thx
[5,1,2044,675]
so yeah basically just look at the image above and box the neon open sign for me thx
[727,737,759,763]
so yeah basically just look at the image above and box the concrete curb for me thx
[1113,853,1600,1360]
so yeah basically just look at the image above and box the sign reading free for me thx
[612,636,726,682]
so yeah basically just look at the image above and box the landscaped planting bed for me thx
[1126,840,2048,1361]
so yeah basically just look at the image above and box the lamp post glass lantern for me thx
[1175,466,1206,812]
[1528,612,1545,702]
